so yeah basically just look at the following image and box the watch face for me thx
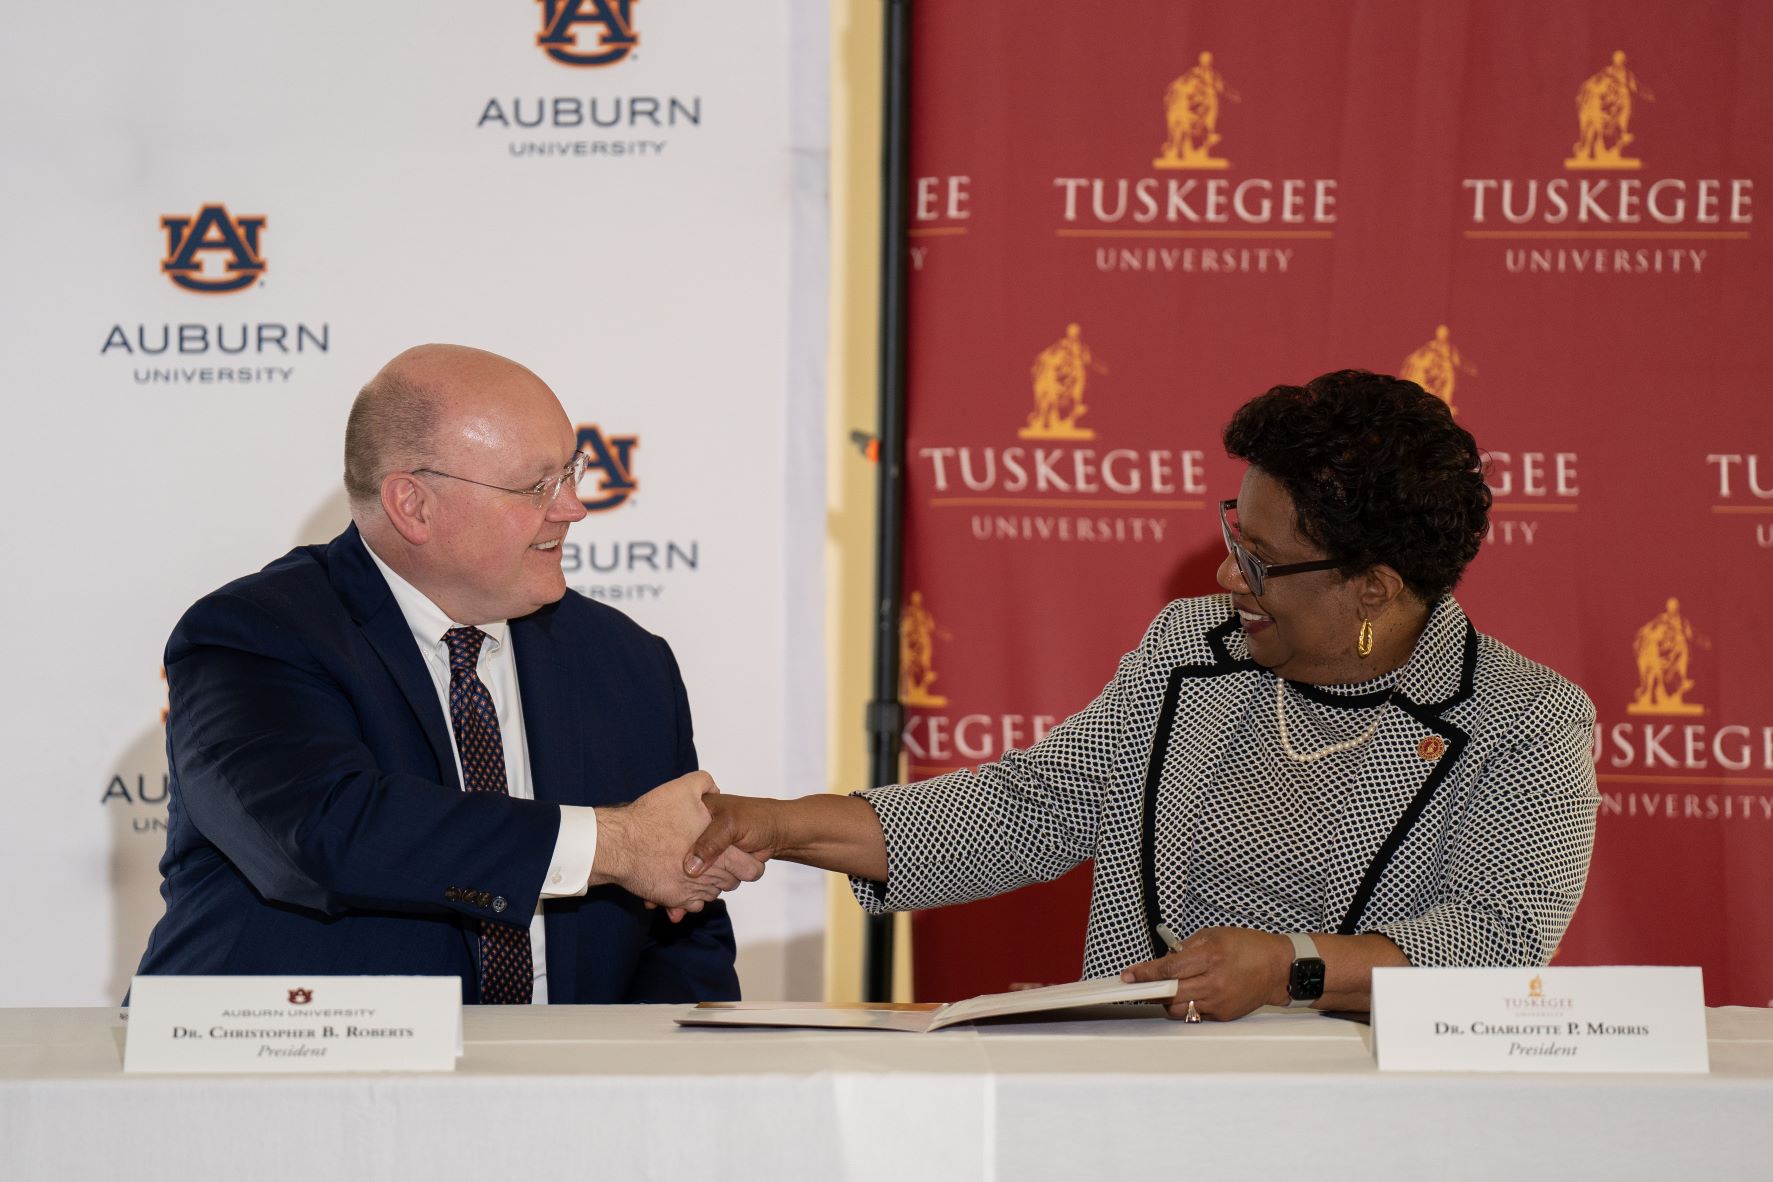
[1289,956,1327,1000]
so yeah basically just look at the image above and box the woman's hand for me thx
[685,793,785,875]
[1119,926,1293,1021]
[684,792,889,882]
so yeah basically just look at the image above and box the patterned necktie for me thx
[443,626,533,1005]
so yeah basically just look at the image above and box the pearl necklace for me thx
[1274,678,1390,764]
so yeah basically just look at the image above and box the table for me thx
[4,1004,1771,1181]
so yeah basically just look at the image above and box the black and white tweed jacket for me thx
[854,594,1600,980]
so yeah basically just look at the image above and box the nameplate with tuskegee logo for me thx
[125,976,462,1073]
[1371,966,1707,1073]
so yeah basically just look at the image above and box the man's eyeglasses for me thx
[413,451,589,509]
[1218,498,1339,597]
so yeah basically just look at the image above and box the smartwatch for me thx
[1286,932,1325,1007]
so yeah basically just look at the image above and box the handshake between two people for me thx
[587,772,762,916]
[587,772,888,917]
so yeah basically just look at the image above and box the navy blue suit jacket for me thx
[135,525,738,1003]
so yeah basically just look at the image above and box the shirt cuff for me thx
[542,805,599,897]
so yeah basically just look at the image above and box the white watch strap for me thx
[1287,932,1320,1008]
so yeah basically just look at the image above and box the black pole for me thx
[863,0,912,1003]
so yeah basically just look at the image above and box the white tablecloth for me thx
[4,1004,1771,1181]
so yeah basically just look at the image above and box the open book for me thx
[676,976,1181,1033]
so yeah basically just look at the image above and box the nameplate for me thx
[1372,966,1707,1073]
[125,976,462,1074]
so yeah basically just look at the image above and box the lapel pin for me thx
[1417,735,1446,761]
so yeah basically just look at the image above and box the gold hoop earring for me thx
[1357,618,1374,658]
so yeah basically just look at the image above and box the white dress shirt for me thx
[364,542,601,1004]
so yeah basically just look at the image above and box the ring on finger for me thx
[1183,998,1201,1023]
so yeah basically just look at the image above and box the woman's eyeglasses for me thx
[1218,499,1340,597]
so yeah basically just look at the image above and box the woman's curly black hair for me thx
[1222,370,1491,603]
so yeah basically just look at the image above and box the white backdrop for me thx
[0,0,828,1006]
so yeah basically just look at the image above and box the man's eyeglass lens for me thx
[533,453,588,506]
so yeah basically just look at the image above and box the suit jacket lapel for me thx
[329,525,459,789]
[516,605,649,809]
[511,604,579,807]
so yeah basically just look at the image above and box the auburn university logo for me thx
[576,425,639,511]
[160,204,266,293]
[537,0,639,67]
[287,988,314,1005]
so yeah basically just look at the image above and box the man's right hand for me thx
[590,772,765,911]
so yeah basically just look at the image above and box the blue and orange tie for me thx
[443,626,534,1005]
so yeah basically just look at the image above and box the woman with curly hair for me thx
[692,371,1599,1019]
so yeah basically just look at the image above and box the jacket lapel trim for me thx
[1138,614,1258,955]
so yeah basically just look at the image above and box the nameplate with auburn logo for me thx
[1371,966,1708,1073]
[124,976,462,1074]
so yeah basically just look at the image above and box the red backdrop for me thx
[898,0,1773,1007]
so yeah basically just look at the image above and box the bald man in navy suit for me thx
[136,344,758,1003]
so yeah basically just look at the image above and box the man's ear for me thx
[380,473,433,546]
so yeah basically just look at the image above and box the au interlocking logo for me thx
[576,424,639,511]
[537,0,639,67]
[1154,51,1239,170]
[287,988,314,1006]
[160,204,266,293]
[1022,324,1104,441]
[1566,51,1653,171]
